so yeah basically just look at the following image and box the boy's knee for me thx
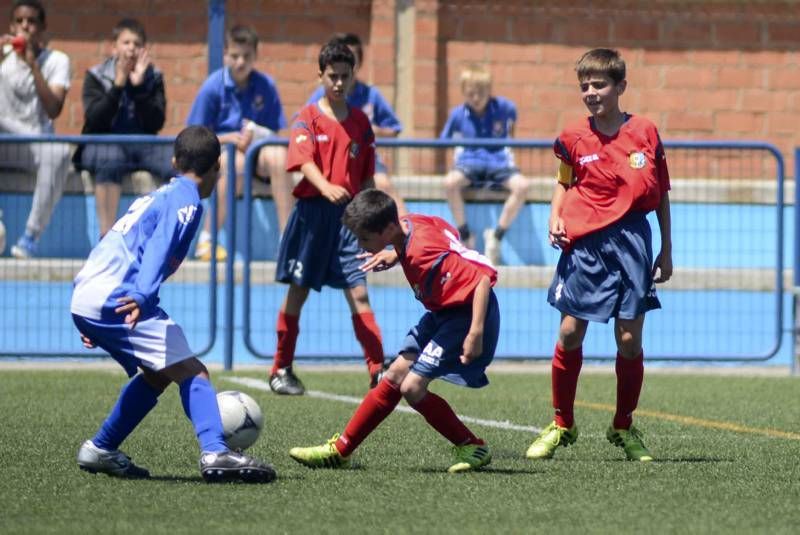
[444,171,467,190]
[400,380,426,405]
[508,175,531,195]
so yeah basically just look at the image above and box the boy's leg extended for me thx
[527,313,587,460]
[496,172,531,231]
[270,284,310,394]
[289,355,411,468]
[444,169,472,244]
[344,285,385,381]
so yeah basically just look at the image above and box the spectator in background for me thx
[306,32,408,215]
[440,64,533,266]
[187,25,291,261]
[0,0,71,258]
[75,18,174,238]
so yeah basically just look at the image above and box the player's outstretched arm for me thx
[653,191,673,283]
[358,249,398,272]
[460,275,491,365]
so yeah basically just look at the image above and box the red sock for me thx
[271,312,299,375]
[613,351,644,430]
[411,392,483,446]
[335,379,401,457]
[352,312,385,376]
[552,344,583,428]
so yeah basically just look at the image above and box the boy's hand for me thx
[459,330,483,365]
[114,53,135,87]
[129,48,150,86]
[548,217,570,249]
[320,183,351,205]
[358,249,398,272]
[652,250,673,283]
[79,333,96,349]
[115,296,141,329]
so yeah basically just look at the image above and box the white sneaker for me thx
[76,439,150,478]
[483,228,501,266]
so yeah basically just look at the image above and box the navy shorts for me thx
[455,164,519,191]
[275,197,366,291]
[400,290,500,388]
[548,212,661,323]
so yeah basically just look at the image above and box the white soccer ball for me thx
[217,390,264,451]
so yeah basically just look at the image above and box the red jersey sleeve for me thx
[654,132,671,196]
[286,106,318,173]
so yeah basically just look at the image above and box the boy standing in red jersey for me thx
[269,43,385,395]
[527,49,672,462]
[289,188,499,473]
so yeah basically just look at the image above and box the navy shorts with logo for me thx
[400,290,500,388]
[455,163,519,191]
[275,197,366,291]
[547,211,661,323]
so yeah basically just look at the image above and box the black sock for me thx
[494,227,506,241]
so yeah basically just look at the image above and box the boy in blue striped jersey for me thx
[71,126,275,483]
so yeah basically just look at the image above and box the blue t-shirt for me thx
[307,80,401,133]
[70,176,203,322]
[440,96,517,169]
[187,67,287,133]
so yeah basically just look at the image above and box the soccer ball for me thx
[217,390,264,451]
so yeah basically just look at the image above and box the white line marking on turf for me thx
[225,376,541,434]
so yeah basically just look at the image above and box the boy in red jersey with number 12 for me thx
[269,42,385,395]
[289,188,499,473]
[527,48,672,462]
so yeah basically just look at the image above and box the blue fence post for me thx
[793,148,800,376]
[223,143,236,370]
[208,0,225,74]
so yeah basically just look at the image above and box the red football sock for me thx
[352,312,385,376]
[335,379,401,457]
[552,344,583,428]
[411,392,483,446]
[613,351,644,430]
[271,312,299,375]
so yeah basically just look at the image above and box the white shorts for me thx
[72,310,195,377]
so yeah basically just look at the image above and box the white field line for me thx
[225,376,542,434]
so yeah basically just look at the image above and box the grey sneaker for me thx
[483,228,501,266]
[77,439,150,478]
[200,450,277,483]
[269,366,305,395]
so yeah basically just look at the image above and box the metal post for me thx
[223,143,236,370]
[208,0,225,75]
[793,148,800,376]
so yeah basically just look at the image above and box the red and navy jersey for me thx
[554,114,670,241]
[287,103,375,199]
[399,214,497,311]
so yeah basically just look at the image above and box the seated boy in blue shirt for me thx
[187,25,290,261]
[71,126,275,483]
[440,64,533,266]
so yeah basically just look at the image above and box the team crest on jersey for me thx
[177,205,198,224]
[349,142,360,159]
[253,94,264,112]
[493,120,505,136]
[629,152,647,169]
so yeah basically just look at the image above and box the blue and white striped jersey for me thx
[71,175,203,322]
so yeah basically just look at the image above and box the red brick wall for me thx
[3,0,799,173]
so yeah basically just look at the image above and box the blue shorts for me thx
[400,290,500,388]
[275,197,366,291]
[73,311,194,378]
[548,212,661,323]
[455,164,519,191]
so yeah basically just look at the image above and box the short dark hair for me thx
[342,189,398,235]
[112,18,147,44]
[11,0,45,24]
[575,48,626,85]
[327,32,363,65]
[225,25,258,51]
[173,126,221,176]
[318,41,355,72]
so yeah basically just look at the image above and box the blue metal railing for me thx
[240,137,786,365]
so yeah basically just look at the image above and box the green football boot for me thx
[289,434,351,469]
[525,421,579,459]
[606,425,654,462]
[448,443,492,473]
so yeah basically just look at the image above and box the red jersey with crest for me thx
[287,103,375,199]
[399,214,497,312]
[554,114,670,241]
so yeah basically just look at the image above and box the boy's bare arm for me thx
[300,161,350,204]
[548,182,570,248]
[460,275,491,364]
[653,191,673,283]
